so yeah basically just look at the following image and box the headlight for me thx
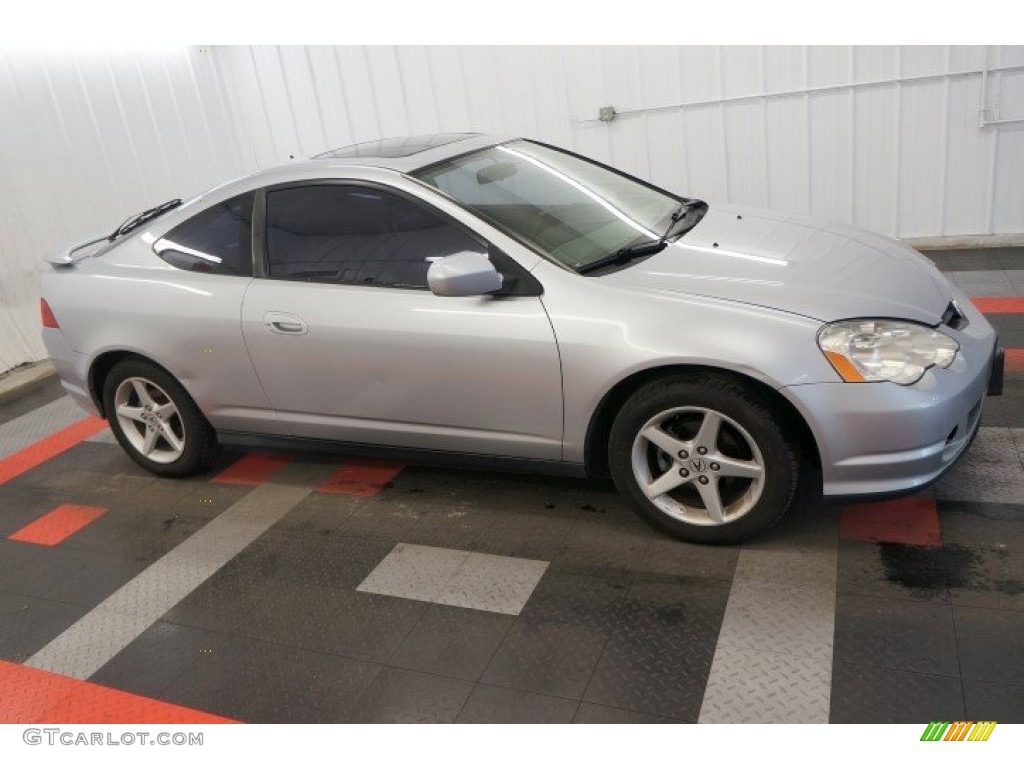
[817,319,959,385]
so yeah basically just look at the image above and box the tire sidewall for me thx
[609,377,798,544]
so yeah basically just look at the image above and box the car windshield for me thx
[413,140,686,272]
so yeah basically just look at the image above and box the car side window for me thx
[264,185,486,289]
[154,193,254,276]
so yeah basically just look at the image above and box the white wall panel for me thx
[3,45,1024,374]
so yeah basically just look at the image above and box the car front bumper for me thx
[785,326,1000,499]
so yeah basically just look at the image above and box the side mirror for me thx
[427,251,503,297]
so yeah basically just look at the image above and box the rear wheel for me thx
[102,359,218,477]
[609,374,800,543]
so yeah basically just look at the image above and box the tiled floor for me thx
[0,248,1021,724]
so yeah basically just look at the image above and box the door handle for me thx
[264,312,308,335]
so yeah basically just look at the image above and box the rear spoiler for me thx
[44,233,111,268]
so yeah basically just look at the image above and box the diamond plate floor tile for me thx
[388,604,513,681]
[345,667,472,724]
[471,506,580,561]
[934,428,1024,504]
[947,270,1018,297]
[573,703,684,723]
[954,605,1024,686]
[482,618,609,699]
[939,500,1024,552]
[27,609,156,679]
[716,580,835,659]
[699,647,831,723]
[830,662,964,723]
[963,679,1024,722]
[732,547,838,590]
[356,543,471,603]
[553,512,655,577]
[837,540,950,603]
[436,552,548,615]
[161,634,381,723]
[637,537,739,583]
[339,498,496,549]
[358,543,548,615]
[946,545,1024,612]
[455,684,578,723]
[0,396,86,459]
[249,588,426,665]
[583,580,730,721]
[90,621,234,699]
[0,592,91,662]
[517,571,629,632]
[833,594,959,676]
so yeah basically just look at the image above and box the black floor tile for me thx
[836,541,949,603]
[553,511,655,577]
[988,314,1024,349]
[939,500,1024,551]
[0,591,90,662]
[583,579,730,721]
[947,546,1024,612]
[481,617,609,699]
[249,590,426,665]
[161,634,381,723]
[573,702,684,723]
[455,684,578,723]
[90,622,233,699]
[389,604,513,681]
[273,490,370,533]
[963,679,1024,722]
[637,536,739,583]
[924,248,1024,272]
[518,571,629,632]
[345,667,472,724]
[0,546,105,600]
[830,663,965,723]
[954,606,1024,686]
[833,594,959,677]
[471,505,580,561]
[339,497,495,550]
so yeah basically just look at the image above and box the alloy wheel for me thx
[630,406,765,526]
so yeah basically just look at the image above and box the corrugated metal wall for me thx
[0,47,246,371]
[2,45,1023,373]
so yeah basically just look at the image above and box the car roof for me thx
[262,132,517,177]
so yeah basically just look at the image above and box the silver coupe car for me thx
[40,133,1004,543]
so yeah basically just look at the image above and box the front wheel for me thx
[102,358,219,477]
[608,374,800,544]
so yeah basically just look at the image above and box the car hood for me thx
[603,203,952,324]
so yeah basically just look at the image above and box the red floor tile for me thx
[0,660,237,724]
[970,297,1024,314]
[841,495,942,547]
[0,416,107,486]
[210,452,291,486]
[1006,348,1023,373]
[8,504,107,546]
[317,459,405,496]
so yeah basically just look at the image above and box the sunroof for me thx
[314,133,479,160]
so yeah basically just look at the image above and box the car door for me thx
[240,180,563,460]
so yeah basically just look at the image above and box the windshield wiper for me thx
[576,199,701,275]
[108,198,183,242]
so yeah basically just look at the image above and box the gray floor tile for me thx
[700,647,831,723]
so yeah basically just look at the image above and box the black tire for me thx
[102,358,219,477]
[608,373,800,544]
